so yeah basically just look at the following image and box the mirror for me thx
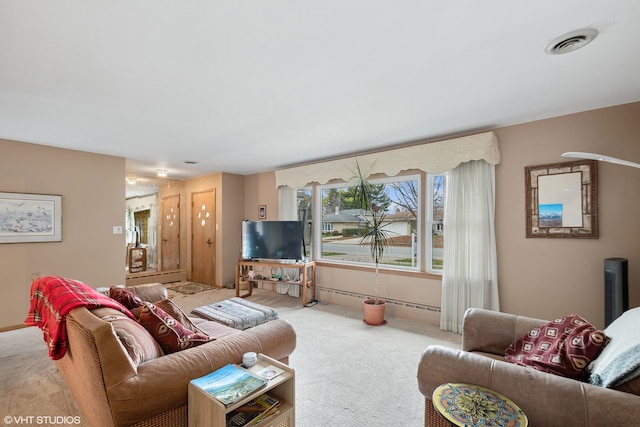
[126,195,158,272]
[525,160,598,238]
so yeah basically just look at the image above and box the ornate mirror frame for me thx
[525,159,598,238]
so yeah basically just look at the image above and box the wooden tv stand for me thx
[235,260,316,307]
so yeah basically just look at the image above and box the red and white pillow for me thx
[138,302,212,354]
[153,298,209,336]
[109,286,144,310]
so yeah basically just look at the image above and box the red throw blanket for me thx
[24,276,135,360]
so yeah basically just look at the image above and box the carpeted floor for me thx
[0,287,461,427]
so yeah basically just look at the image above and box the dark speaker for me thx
[604,258,629,327]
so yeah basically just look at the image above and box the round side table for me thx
[432,383,528,427]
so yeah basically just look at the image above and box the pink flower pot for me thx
[363,299,387,326]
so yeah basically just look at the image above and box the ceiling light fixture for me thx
[156,169,168,177]
[561,152,640,169]
[545,29,598,55]
[126,177,137,185]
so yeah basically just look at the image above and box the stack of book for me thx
[226,393,283,427]
[190,364,267,407]
[190,362,287,427]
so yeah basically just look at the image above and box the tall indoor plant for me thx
[351,160,392,325]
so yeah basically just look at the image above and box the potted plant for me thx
[351,160,392,325]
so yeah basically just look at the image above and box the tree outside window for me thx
[301,173,444,274]
[318,175,420,269]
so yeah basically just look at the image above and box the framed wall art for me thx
[525,160,598,238]
[0,192,62,243]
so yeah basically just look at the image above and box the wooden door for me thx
[161,195,180,270]
[191,190,216,286]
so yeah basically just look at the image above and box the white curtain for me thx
[440,160,499,333]
[278,186,297,220]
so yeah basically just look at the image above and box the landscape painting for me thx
[539,203,563,227]
[0,192,62,243]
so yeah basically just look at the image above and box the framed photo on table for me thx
[0,192,62,243]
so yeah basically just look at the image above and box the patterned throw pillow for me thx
[109,286,144,310]
[138,302,212,354]
[505,314,610,379]
[153,299,210,336]
[92,307,163,365]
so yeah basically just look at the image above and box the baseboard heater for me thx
[316,286,441,313]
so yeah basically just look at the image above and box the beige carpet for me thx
[0,287,461,427]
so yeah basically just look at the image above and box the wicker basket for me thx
[425,399,450,427]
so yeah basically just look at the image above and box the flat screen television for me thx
[241,220,304,261]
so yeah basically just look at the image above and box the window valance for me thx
[275,131,500,189]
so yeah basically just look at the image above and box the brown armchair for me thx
[417,308,640,427]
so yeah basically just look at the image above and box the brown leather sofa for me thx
[53,283,296,427]
[417,308,640,427]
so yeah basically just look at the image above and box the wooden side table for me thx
[432,383,527,427]
[189,354,295,427]
[128,247,147,273]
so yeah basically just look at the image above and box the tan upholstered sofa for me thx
[417,308,640,427]
[51,283,296,427]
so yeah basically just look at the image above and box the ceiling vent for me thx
[546,29,598,55]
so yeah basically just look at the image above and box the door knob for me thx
[206,238,212,248]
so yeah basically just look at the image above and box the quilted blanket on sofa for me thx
[588,307,640,388]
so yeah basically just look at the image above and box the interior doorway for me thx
[126,195,158,272]
[125,178,188,286]
[191,189,216,286]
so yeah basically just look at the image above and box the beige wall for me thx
[248,102,640,328]
[0,139,126,329]
[220,173,245,287]
[495,102,640,327]
[243,172,279,221]
[2,102,638,329]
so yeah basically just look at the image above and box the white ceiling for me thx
[2,1,640,195]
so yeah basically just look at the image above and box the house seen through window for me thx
[296,173,444,273]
